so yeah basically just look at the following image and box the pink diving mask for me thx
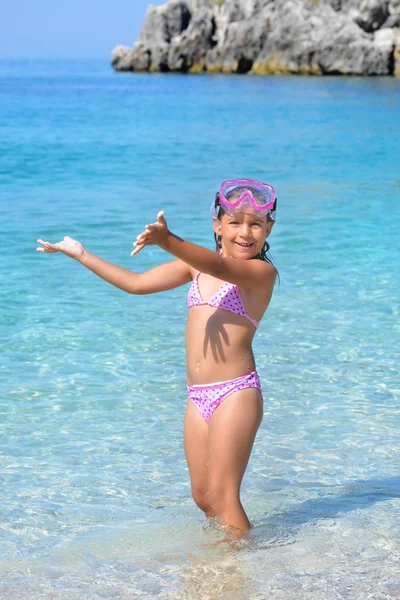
[211,178,277,220]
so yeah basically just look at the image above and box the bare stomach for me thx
[185,308,257,385]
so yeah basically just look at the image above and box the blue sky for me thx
[1,0,166,58]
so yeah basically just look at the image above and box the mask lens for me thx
[217,179,277,220]
[222,184,273,208]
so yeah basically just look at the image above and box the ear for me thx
[265,220,275,239]
[212,216,222,236]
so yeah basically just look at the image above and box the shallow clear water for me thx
[1,60,400,599]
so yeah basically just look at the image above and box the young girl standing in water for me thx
[37,179,277,534]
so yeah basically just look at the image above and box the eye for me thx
[251,222,262,227]
[229,220,240,225]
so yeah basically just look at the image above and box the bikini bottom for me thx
[187,371,263,424]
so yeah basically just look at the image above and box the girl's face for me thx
[214,210,274,259]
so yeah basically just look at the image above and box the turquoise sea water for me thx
[1,59,400,598]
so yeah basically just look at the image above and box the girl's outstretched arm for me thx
[36,236,191,294]
[133,212,276,291]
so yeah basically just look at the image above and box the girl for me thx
[36,179,277,534]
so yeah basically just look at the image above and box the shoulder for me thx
[251,259,277,281]
[241,260,277,293]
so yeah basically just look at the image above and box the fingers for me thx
[37,237,72,248]
[145,210,166,229]
[131,243,145,256]
[136,231,150,244]
[130,211,166,257]
[37,239,52,248]
[36,239,60,253]
[130,231,148,257]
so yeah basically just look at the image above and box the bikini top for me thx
[187,272,259,329]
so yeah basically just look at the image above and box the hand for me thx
[36,236,85,261]
[131,211,169,256]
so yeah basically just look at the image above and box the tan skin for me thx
[37,209,276,535]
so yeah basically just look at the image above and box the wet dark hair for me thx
[213,193,277,268]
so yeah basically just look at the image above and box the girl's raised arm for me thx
[133,213,276,291]
[36,236,192,294]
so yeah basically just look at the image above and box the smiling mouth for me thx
[236,242,254,248]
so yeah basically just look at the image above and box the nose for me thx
[239,223,252,238]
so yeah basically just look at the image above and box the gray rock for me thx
[138,0,191,45]
[251,3,390,75]
[112,44,153,71]
[168,9,216,72]
[318,23,392,74]
[111,45,136,71]
[137,0,191,71]
[188,0,216,9]
[381,12,400,26]
[352,0,390,32]
[113,0,191,72]
[394,27,400,74]
[112,0,398,75]
[206,11,270,73]
[252,2,326,74]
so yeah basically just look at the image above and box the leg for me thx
[183,399,215,516]
[207,388,263,531]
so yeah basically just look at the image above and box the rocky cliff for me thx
[112,0,400,75]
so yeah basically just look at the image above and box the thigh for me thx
[183,399,210,492]
[207,388,263,490]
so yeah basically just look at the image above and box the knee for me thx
[208,483,239,514]
[191,487,212,513]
